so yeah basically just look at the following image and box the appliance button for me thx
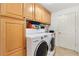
[44,35,47,38]
[41,37,43,39]
[33,40,39,43]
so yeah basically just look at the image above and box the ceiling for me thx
[41,3,79,13]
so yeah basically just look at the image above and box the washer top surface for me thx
[26,33,53,38]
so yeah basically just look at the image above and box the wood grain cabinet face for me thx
[44,11,51,24]
[6,22,23,52]
[8,49,25,56]
[6,4,23,16]
[1,17,25,56]
[35,4,42,22]
[0,3,23,19]
[24,3,35,20]
[35,4,51,24]
[47,13,51,24]
[41,7,46,23]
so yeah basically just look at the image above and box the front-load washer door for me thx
[34,41,48,56]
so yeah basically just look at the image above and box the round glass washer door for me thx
[34,41,48,56]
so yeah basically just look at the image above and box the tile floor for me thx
[55,46,79,56]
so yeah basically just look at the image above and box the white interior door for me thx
[56,12,75,50]
[76,11,79,53]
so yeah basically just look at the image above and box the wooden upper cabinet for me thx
[0,3,23,19]
[35,4,51,24]
[24,3,35,21]
[44,10,51,24]
[35,4,42,22]
[41,7,46,23]
[0,3,51,23]
[47,12,51,24]
[41,6,51,24]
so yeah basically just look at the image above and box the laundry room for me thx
[26,3,79,56]
[0,3,79,56]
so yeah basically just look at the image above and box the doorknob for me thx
[58,32,62,34]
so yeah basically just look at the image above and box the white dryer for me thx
[47,33,55,56]
[26,33,50,56]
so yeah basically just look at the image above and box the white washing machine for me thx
[26,29,55,56]
[26,33,51,56]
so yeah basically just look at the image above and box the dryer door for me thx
[34,41,48,56]
[50,37,55,51]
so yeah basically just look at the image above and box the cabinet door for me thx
[35,4,42,22]
[46,12,51,24]
[43,9,51,24]
[0,3,23,19]
[1,17,25,56]
[35,4,51,24]
[24,3,35,21]
[41,7,46,23]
